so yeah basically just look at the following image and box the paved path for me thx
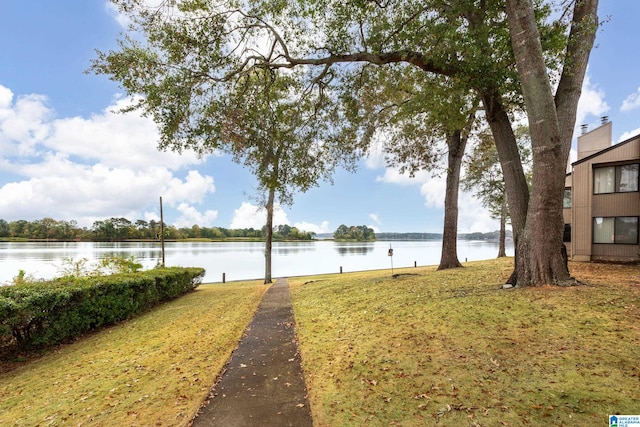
[191,278,313,427]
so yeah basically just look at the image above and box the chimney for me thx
[577,119,612,160]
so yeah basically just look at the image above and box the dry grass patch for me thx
[0,281,266,426]
[290,259,640,426]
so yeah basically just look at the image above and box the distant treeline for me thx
[0,218,315,241]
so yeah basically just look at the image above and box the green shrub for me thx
[0,267,205,352]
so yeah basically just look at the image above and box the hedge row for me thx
[0,267,205,352]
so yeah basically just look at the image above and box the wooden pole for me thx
[160,196,165,267]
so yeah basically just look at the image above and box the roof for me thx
[572,134,639,167]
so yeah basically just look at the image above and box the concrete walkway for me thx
[191,278,313,427]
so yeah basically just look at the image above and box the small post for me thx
[414,261,417,268]
[222,272,226,283]
[159,196,165,267]
[340,266,343,274]
[388,244,394,276]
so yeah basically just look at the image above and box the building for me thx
[564,119,639,262]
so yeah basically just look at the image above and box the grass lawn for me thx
[290,259,640,426]
[1,259,638,426]
[0,280,267,426]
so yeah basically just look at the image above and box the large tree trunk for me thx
[481,92,529,239]
[264,186,276,284]
[505,0,598,286]
[481,91,529,283]
[438,130,467,270]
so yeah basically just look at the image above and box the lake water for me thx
[0,240,513,284]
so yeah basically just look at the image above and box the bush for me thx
[0,267,205,353]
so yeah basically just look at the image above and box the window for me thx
[594,164,639,194]
[563,188,571,208]
[593,217,639,244]
[594,167,614,193]
[615,217,639,244]
[618,164,639,192]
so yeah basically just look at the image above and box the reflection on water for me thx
[273,242,316,255]
[0,240,513,284]
[334,243,375,256]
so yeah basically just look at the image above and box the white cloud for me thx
[229,202,330,233]
[370,156,498,232]
[456,192,500,233]
[621,87,640,112]
[104,2,131,28]
[47,97,201,170]
[229,202,290,229]
[293,220,330,234]
[164,170,215,206]
[363,132,388,169]
[418,174,498,232]
[105,0,197,29]
[173,203,219,228]
[143,211,160,223]
[575,74,610,133]
[618,127,640,142]
[0,89,52,157]
[419,176,446,208]
[105,0,166,28]
[0,85,216,227]
[0,85,12,109]
[376,168,431,186]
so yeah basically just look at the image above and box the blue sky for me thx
[0,1,639,234]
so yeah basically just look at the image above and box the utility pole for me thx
[160,196,165,267]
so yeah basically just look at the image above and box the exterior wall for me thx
[563,174,572,255]
[571,160,593,261]
[563,174,572,225]
[571,132,639,262]
[577,121,612,160]
[591,191,639,262]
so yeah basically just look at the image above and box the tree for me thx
[462,128,532,258]
[93,32,351,283]
[463,131,509,257]
[333,224,349,240]
[92,219,115,241]
[0,219,9,237]
[220,70,349,283]
[504,0,598,285]
[340,64,479,270]
[95,0,595,286]
[333,225,376,241]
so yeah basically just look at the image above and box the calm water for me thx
[0,240,513,284]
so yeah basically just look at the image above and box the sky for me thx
[0,2,639,234]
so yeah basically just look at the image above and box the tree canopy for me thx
[93,0,599,286]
